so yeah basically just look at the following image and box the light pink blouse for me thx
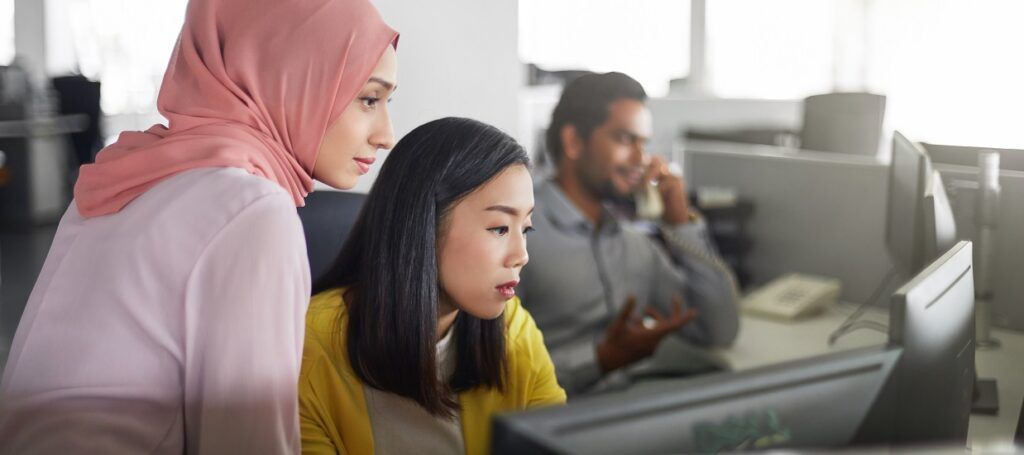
[0,167,310,454]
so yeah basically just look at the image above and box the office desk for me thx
[716,303,1024,449]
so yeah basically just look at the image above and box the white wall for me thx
[345,0,523,193]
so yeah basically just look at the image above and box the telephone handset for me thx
[634,182,665,221]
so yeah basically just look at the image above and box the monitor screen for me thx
[493,241,977,454]
[492,347,902,454]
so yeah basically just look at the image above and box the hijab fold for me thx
[74,0,399,218]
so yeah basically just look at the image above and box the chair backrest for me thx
[296,190,367,285]
[800,92,886,156]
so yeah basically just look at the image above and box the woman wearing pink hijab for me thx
[0,0,397,453]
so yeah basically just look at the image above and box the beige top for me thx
[362,327,464,455]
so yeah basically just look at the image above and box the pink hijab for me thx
[74,0,398,218]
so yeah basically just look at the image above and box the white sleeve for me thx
[182,192,311,454]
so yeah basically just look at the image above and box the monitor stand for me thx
[972,373,999,415]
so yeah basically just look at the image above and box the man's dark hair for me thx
[314,117,529,417]
[545,72,647,165]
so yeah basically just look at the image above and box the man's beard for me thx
[576,159,633,206]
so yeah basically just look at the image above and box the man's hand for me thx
[643,155,691,225]
[596,295,698,373]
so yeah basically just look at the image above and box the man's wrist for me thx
[663,207,698,225]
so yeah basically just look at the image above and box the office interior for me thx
[1,0,1023,452]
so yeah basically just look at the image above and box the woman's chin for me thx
[465,301,507,321]
[316,174,358,191]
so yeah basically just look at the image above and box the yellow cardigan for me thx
[298,288,567,454]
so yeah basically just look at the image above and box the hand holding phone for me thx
[636,156,691,225]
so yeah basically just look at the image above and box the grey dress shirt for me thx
[519,180,740,395]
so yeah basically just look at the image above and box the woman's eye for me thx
[360,97,380,108]
[523,226,535,235]
[488,226,509,236]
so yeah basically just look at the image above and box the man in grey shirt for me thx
[519,72,739,395]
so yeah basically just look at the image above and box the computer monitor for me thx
[886,131,957,276]
[492,347,902,454]
[492,241,976,454]
[886,240,975,444]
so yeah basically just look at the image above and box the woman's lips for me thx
[496,281,519,299]
[353,157,375,174]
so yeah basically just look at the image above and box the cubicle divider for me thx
[683,140,895,307]
[684,140,1024,332]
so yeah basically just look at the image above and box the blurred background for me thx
[2,0,1024,424]
[2,1,1024,448]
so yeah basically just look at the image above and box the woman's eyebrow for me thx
[367,77,396,92]
[485,205,535,216]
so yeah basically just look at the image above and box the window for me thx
[49,0,187,115]
[706,0,837,100]
[860,0,1024,148]
[705,0,1024,148]
[519,0,690,97]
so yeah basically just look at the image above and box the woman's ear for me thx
[560,125,584,162]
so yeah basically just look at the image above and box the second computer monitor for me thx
[886,131,957,276]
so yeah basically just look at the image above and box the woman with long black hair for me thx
[299,117,566,454]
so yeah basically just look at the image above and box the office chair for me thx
[296,190,367,285]
[800,92,886,156]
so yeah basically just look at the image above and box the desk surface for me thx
[716,303,1024,450]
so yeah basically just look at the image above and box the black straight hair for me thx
[545,71,647,166]
[313,117,531,417]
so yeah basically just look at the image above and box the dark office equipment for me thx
[885,240,974,444]
[685,127,797,147]
[525,64,593,87]
[688,196,754,288]
[492,241,976,454]
[51,75,102,167]
[493,347,902,454]
[296,190,367,284]
[886,132,958,275]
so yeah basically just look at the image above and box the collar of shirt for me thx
[536,180,621,236]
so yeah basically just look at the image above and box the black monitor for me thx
[493,346,902,454]
[492,241,976,454]
[886,131,957,276]
[886,240,975,444]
